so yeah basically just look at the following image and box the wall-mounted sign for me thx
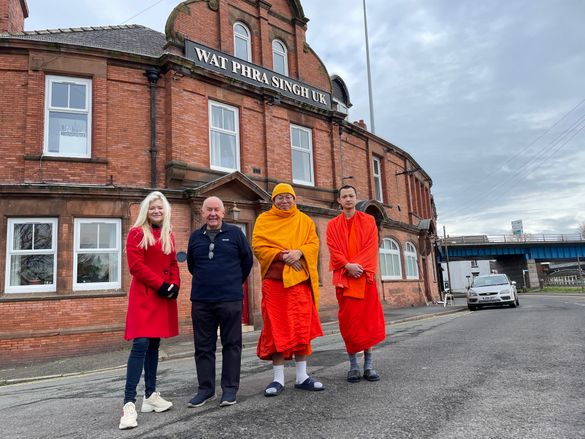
[185,39,332,111]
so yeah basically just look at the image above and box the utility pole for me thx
[443,226,453,299]
[578,255,584,293]
[362,0,376,134]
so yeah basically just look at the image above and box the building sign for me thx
[185,39,332,111]
[511,219,523,236]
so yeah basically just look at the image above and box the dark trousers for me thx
[191,300,242,396]
[124,337,160,404]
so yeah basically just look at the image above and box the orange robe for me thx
[253,205,323,360]
[326,211,386,354]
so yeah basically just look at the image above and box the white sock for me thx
[273,364,285,386]
[295,360,309,384]
[265,365,285,396]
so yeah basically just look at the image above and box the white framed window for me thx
[290,124,314,186]
[272,39,288,76]
[405,242,419,279]
[4,218,58,293]
[373,156,384,202]
[380,238,402,280]
[233,22,251,61]
[73,219,121,291]
[209,101,240,172]
[44,75,92,157]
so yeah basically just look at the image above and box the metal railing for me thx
[438,234,585,245]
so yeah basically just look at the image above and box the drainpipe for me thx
[145,68,161,188]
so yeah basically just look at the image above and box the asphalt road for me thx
[1,295,584,438]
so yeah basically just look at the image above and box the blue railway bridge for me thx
[436,234,585,288]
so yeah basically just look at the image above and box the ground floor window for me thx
[5,218,58,293]
[380,238,402,280]
[405,242,419,279]
[73,219,121,290]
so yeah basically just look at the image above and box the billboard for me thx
[511,219,523,236]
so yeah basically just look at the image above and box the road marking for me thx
[561,301,585,306]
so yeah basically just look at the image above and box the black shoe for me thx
[219,393,237,407]
[187,392,216,407]
[347,369,361,383]
[363,369,380,382]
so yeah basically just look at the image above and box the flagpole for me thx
[363,0,376,134]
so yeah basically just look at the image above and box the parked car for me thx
[467,274,519,311]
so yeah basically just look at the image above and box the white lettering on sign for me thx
[272,76,311,100]
[195,47,228,70]
[190,42,330,108]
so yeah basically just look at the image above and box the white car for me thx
[467,274,519,311]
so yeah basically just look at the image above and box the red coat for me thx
[124,226,180,340]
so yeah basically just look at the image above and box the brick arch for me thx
[355,199,388,229]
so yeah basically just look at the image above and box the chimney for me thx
[354,119,368,130]
[0,0,28,33]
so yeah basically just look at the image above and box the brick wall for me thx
[0,0,26,33]
[0,0,438,364]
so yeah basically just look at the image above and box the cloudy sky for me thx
[24,0,585,237]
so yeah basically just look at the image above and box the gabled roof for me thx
[0,25,165,58]
[191,171,272,203]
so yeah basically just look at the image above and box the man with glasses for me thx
[252,183,324,397]
[186,196,253,408]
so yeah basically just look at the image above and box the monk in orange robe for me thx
[252,183,324,397]
[326,185,386,383]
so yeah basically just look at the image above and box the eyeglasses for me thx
[208,242,215,260]
[275,194,294,201]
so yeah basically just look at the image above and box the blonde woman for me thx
[119,191,180,430]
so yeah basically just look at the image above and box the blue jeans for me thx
[124,337,160,404]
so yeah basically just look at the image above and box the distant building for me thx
[441,260,494,292]
[0,0,439,365]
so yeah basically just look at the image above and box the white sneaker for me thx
[141,391,173,413]
[119,402,138,430]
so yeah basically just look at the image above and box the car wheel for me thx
[468,305,476,311]
[510,294,517,308]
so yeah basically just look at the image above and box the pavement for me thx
[0,299,468,386]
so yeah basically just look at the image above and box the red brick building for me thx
[0,0,438,366]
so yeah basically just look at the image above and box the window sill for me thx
[291,180,315,188]
[24,155,108,164]
[0,290,126,302]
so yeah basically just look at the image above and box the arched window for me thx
[404,242,419,279]
[272,39,288,75]
[380,238,401,280]
[233,22,251,61]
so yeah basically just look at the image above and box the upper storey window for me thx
[290,124,314,186]
[233,22,251,62]
[272,40,288,76]
[44,75,92,158]
[209,100,240,172]
[372,156,384,203]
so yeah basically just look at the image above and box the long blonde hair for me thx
[132,191,174,255]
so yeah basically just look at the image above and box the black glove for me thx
[157,282,179,299]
